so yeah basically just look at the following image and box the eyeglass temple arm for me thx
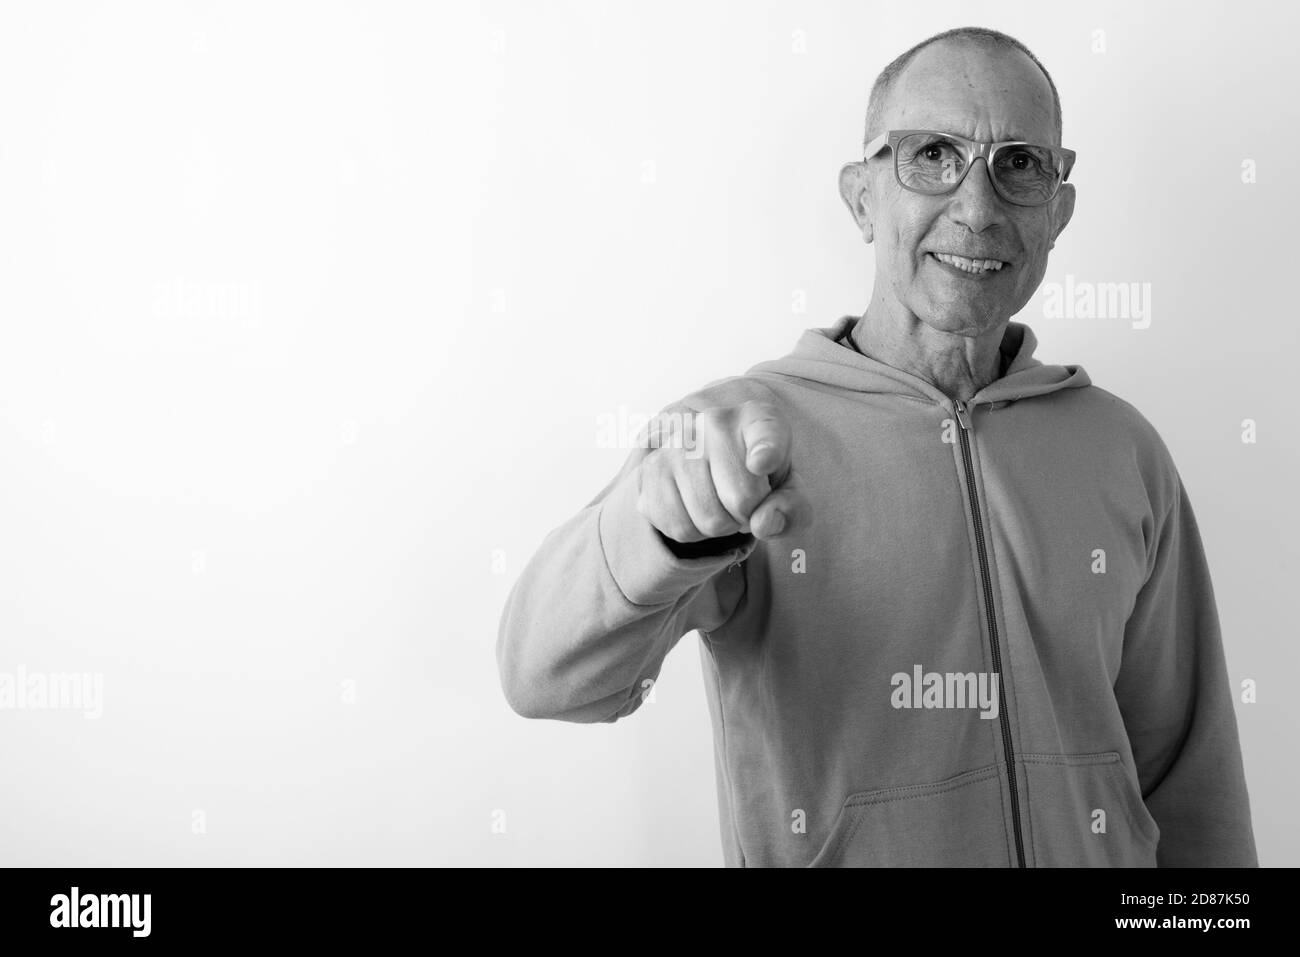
[862,132,890,161]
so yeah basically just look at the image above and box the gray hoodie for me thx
[497,316,1258,867]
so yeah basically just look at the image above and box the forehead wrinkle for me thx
[891,98,1056,145]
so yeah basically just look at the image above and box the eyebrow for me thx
[892,108,1056,142]
[897,125,1052,144]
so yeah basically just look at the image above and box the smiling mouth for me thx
[929,252,1007,275]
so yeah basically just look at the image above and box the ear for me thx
[838,162,874,244]
[1048,182,1076,249]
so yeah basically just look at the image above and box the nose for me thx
[949,157,1005,234]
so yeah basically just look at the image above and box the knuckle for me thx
[648,446,683,478]
[738,491,768,519]
[664,516,699,542]
[716,480,766,522]
[697,512,736,539]
[639,460,673,505]
[743,399,781,424]
[695,406,727,439]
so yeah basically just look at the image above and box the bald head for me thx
[863,27,1062,147]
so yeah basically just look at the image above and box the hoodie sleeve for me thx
[1113,475,1258,867]
[496,387,760,724]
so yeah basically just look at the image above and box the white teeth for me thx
[934,252,1004,274]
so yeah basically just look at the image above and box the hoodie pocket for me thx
[807,764,1010,867]
[1021,751,1160,867]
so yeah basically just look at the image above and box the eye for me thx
[906,139,963,169]
[997,148,1048,173]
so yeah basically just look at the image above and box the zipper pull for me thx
[953,399,972,431]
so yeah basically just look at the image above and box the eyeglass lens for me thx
[895,132,1064,205]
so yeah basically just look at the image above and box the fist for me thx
[634,399,809,543]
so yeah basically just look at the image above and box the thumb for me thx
[748,470,811,541]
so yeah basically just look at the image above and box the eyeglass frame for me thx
[862,129,1077,207]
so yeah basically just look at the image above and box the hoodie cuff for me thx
[597,469,757,606]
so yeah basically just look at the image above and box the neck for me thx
[852,293,1008,401]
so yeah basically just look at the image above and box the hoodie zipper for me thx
[952,398,1026,869]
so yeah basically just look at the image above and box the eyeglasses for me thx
[863,130,1076,207]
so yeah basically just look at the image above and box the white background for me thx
[0,0,1296,866]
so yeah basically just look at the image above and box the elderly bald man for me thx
[497,26,1257,868]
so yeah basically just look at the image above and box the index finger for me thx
[737,400,791,479]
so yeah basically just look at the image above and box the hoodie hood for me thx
[747,315,1091,411]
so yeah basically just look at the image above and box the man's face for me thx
[842,41,1075,337]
